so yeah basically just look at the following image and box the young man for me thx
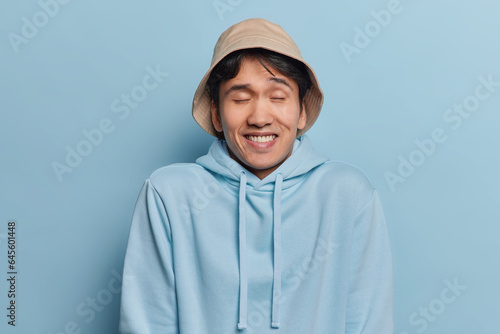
[119,18,393,333]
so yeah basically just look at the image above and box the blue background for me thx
[1,0,499,333]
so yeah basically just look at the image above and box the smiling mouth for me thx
[245,135,277,143]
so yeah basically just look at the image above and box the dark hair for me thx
[207,48,312,139]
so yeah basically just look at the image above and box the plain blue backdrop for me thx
[1,0,499,333]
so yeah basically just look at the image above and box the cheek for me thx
[220,108,246,132]
[280,106,303,127]
[221,116,239,133]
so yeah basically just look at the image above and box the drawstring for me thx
[272,173,283,328]
[238,171,248,330]
[237,171,284,330]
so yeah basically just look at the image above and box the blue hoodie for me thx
[119,134,393,334]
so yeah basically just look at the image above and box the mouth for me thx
[244,134,277,143]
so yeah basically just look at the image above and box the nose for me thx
[247,98,273,128]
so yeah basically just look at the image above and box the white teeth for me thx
[246,135,276,143]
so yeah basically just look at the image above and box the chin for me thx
[247,159,281,171]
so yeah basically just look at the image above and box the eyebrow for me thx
[223,77,293,97]
[224,84,250,97]
[269,77,292,90]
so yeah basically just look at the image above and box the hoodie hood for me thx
[195,134,329,190]
[195,134,329,330]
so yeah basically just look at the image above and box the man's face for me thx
[211,56,307,180]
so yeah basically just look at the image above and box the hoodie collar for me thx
[195,135,329,330]
[196,135,329,190]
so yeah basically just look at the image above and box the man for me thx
[119,18,393,333]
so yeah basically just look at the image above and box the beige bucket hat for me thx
[192,18,324,138]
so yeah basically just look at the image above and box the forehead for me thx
[222,56,297,90]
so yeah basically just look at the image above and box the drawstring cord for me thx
[271,173,283,328]
[237,171,283,330]
[238,171,248,330]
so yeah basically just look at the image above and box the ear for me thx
[297,101,307,130]
[211,100,223,132]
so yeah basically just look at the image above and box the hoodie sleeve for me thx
[345,189,394,334]
[119,179,179,334]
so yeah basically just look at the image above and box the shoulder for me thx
[317,160,374,189]
[314,160,376,205]
[147,163,210,193]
